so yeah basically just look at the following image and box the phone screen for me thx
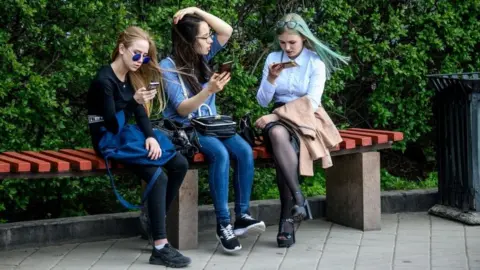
[149,82,160,90]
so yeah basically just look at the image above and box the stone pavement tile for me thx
[241,252,285,270]
[280,243,322,268]
[298,218,332,231]
[430,216,465,231]
[397,213,430,231]
[431,257,468,268]
[90,238,147,270]
[468,254,480,270]
[396,231,430,243]
[465,225,480,236]
[279,259,318,270]
[361,232,396,247]
[393,252,430,268]
[355,265,391,270]
[0,247,37,268]
[330,223,364,233]
[394,241,429,253]
[317,243,358,269]
[316,262,354,270]
[51,240,116,270]
[393,266,428,270]
[15,243,77,270]
[128,252,165,270]
[180,241,218,266]
[378,213,399,234]
[432,266,466,270]
[355,246,393,266]
[204,262,245,270]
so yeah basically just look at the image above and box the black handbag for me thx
[239,113,263,147]
[151,118,200,158]
[190,104,236,138]
[166,57,236,139]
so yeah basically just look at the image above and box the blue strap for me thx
[104,158,162,210]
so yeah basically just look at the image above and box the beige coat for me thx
[273,96,342,176]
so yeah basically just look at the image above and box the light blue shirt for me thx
[160,35,224,126]
[256,48,326,109]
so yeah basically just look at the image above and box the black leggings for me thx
[127,153,188,240]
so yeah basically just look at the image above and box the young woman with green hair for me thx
[255,13,349,248]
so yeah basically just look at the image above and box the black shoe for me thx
[216,223,242,253]
[277,218,295,248]
[291,199,313,222]
[233,214,266,237]
[149,244,191,268]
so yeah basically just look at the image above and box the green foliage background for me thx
[0,0,478,221]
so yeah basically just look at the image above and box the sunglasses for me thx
[128,49,150,64]
[276,21,298,29]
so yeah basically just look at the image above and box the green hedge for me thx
[0,0,478,222]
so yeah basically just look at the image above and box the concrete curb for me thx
[0,189,438,251]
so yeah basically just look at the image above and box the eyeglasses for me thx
[276,20,298,29]
[196,31,214,41]
[128,49,150,64]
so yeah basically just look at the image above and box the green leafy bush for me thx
[0,0,478,222]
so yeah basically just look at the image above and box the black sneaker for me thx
[149,244,191,268]
[216,223,242,253]
[233,214,266,237]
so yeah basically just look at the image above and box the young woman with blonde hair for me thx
[87,26,191,267]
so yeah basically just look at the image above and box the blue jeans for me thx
[198,133,254,224]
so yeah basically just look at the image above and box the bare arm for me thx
[176,89,211,117]
[174,7,233,46]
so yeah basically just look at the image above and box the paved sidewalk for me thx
[1,213,479,270]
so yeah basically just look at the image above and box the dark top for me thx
[87,65,154,152]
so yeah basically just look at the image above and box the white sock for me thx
[155,243,166,250]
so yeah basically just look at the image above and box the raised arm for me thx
[173,7,233,46]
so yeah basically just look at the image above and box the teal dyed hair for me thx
[275,13,350,78]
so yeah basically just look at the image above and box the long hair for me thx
[171,14,212,95]
[275,13,350,78]
[111,26,166,115]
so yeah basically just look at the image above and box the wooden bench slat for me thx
[338,132,373,146]
[348,128,404,141]
[340,138,356,149]
[59,149,109,169]
[254,146,271,159]
[22,151,71,172]
[0,160,10,173]
[2,152,51,172]
[40,151,92,171]
[0,154,31,172]
[340,130,388,144]
[78,148,125,168]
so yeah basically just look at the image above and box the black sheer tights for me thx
[268,125,304,220]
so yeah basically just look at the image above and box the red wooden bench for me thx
[0,128,403,250]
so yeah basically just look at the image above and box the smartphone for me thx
[274,61,298,69]
[148,81,160,90]
[217,61,233,73]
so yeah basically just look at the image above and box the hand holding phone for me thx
[272,60,298,69]
[134,82,158,104]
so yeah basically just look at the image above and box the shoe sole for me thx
[149,258,191,268]
[215,234,242,253]
[234,222,266,238]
